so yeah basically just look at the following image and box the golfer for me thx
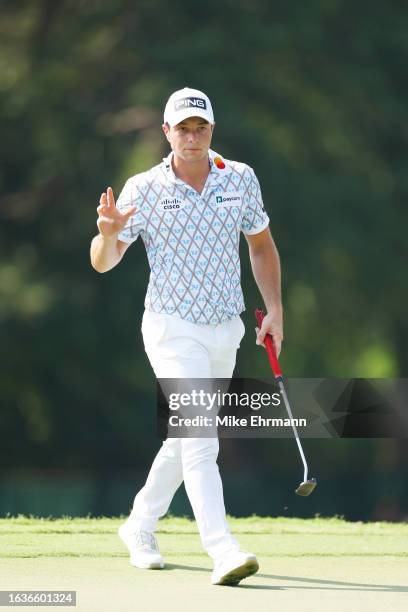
[90,87,283,586]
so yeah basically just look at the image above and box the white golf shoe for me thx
[118,522,164,569]
[211,550,259,586]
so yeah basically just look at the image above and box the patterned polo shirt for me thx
[116,148,269,325]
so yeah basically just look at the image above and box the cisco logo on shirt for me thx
[214,192,242,207]
[159,197,186,211]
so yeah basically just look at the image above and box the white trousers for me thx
[128,309,246,560]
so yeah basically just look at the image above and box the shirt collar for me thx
[162,148,231,185]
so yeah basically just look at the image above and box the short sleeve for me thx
[116,179,144,244]
[241,168,270,235]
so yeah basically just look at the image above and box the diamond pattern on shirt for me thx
[116,149,269,324]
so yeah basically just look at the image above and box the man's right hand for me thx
[96,187,136,239]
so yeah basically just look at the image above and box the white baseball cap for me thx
[163,87,214,127]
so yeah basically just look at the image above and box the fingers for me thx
[255,325,283,357]
[97,192,108,214]
[274,336,282,358]
[98,188,118,216]
[107,186,115,208]
[98,188,114,207]
[256,319,269,346]
[255,326,265,348]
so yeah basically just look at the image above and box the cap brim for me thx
[167,108,214,127]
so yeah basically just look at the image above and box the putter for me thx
[255,309,317,496]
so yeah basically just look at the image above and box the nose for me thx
[187,130,199,143]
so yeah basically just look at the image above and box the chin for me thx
[183,150,206,161]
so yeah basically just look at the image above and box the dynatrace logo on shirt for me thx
[159,197,186,211]
[215,192,242,207]
[174,97,207,111]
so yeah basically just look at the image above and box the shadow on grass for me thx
[164,565,408,592]
[163,563,210,573]
[249,574,408,593]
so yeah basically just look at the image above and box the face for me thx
[162,116,214,163]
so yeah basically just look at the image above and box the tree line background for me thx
[1,0,407,521]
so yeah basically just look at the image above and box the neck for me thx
[172,153,211,191]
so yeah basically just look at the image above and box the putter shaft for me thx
[255,308,317,496]
[277,380,310,484]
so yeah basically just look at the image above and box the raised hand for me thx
[96,187,136,238]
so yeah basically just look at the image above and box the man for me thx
[90,87,283,586]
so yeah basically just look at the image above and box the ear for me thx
[162,123,171,143]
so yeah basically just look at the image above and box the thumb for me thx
[123,206,136,220]
[256,322,268,345]
[255,326,265,347]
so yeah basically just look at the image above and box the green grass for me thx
[1,516,407,612]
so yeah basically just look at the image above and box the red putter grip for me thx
[255,308,283,379]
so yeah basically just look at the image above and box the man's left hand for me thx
[255,309,283,357]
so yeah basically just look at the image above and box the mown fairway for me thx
[1,516,407,611]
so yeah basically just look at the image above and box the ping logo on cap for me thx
[175,97,207,111]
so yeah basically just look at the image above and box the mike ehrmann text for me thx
[168,415,307,428]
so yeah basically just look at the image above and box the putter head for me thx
[295,478,317,496]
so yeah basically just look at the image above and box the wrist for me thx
[99,233,118,243]
[266,301,282,315]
